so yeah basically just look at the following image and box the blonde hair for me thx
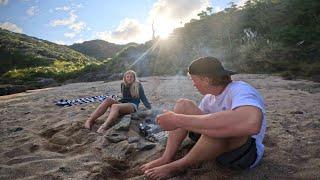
[123,70,140,98]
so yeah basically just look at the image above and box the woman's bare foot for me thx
[140,157,171,172]
[97,124,109,133]
[145,162,180,180]
[84,119,93,129]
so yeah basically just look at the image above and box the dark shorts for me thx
[129,103,138,112]
[118,99,138,112]
[188,132,257,170]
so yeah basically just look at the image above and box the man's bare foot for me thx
[84,119,93,129]
[145,162,180,180]
[97,124,109,133]
[140,157,171,172]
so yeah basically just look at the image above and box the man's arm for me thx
[157,105,263,138]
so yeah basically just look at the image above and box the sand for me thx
[0,74,319,179]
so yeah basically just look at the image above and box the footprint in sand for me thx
[3,142,40,158]
[39,125,65,139]
[42,141,71,153]
[41,132,75,154]
[63,122,93,144]
[42,122,96,153]
[49,134,74,146]
[6,154,64,165]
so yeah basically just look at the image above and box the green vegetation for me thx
[0,29,103,84]
[105,0,320,81]
[1,0,319,90]
[69,40,128,60]
[1,60,103,83]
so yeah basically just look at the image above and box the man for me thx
[140,56,266,179]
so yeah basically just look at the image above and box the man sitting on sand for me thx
[141,57,266,179]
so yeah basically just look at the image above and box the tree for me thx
[197,11,208,19]
[206,7,213,15]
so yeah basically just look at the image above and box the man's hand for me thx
[156,110,179,131]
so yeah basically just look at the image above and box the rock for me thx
[145,131,168,143]
[130,113,141,120]
[128,136,140,144]
[105,131,127,143]
[137,142,156,151]
[102,141,135,170]
[137,110,152,119]
[131,109,159,121]
[113,115,131,131]
[0,84,27,96]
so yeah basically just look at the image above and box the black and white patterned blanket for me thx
[55,94,119,107]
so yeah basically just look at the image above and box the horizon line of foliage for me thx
[1,60,104,83]
[108,0,319,80]
[1,0,319,85]
[0,28,105,83]
[193,0,320,79]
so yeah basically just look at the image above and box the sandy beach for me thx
[0,74,319,179]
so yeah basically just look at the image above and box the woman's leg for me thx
[84,98,118,129]
[97,103,135,133]
[141,98,203,172]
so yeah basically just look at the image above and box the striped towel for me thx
[55,94,119,107]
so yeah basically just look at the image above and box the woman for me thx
[84,70,151,133]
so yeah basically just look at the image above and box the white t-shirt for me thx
[198,81,266,168]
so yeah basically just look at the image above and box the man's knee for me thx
[175,98,195,108]
[174,99,200,114]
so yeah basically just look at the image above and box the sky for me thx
[0,0,247,45]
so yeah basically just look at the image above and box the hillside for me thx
[0,29,105,86]
[1,0,319,96]
[0,29,98,76]
[69,40,134,60]
[104,0,320,81]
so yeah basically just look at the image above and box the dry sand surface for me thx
[0,74,320,180]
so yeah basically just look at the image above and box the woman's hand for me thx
[156,110,179,131]
[97,123,108,133]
